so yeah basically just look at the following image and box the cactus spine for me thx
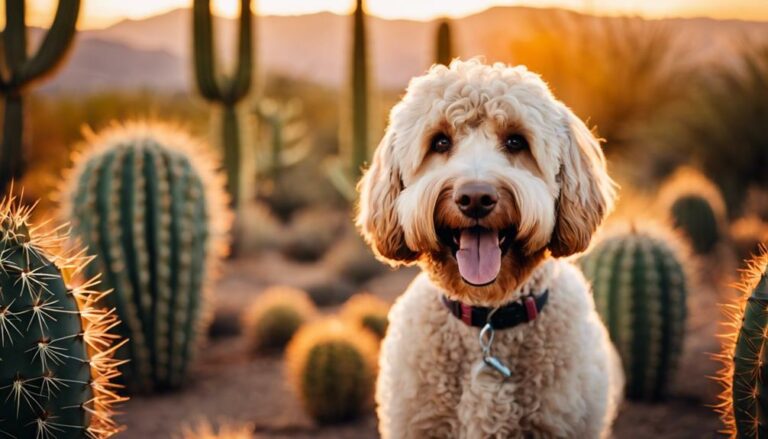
[659,167,726,254]
[286,319,378,423]
[435,19,454,66]
[0,0,81,194]
[192,0,253,211]
[0,190,125,438]
[716,249,768,437]
[579,223,688,401]
[60,122,231,392]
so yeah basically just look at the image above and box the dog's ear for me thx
[548,108,616,257]
[356,130,419,266]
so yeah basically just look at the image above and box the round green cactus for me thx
[659,167,726,254]
[60,121,231,392]
[286,319,378,424]
[716,249,768,437]
[241,286,316,353]
[579,222,689,401]
[0,191,125,438]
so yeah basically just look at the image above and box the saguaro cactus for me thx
[435,19,454,66]
[326,0,371,200]
[60,121,231,392]
[192,0,253,211]
[579,222,689,401]
[0,190,125,438]
[716,249,768,438]
[0,0,81,194]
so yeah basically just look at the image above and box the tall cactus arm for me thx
[223,0,253,104]
[435,20,453,66]
[192,0,223,101]
[4,0,29,78]
[19,0,80,85]
[351,0,369,177]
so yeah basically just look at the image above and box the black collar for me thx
[441,290,549,329]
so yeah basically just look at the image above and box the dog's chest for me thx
[438,316,581,438]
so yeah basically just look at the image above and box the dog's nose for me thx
[454,182,498,219]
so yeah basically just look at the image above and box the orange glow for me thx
[10,0,768,30]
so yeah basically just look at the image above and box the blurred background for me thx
[1,0,767,438]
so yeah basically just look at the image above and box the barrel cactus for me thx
[241,286,316,353]
[340,293,390,339]
[0,190,125,438]
[59,121,231,392]
[659,167,726,254]
[579,222,689,401]
[286,319,378,423]
[716,248,768,437]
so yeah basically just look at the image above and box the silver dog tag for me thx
[479,323,512,378]
[483,355,512,378]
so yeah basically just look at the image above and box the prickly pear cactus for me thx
[659,167,726,254]
[716,248,768,438]
[60,121,231,392]
[286,319,378,423]
[0,191,125,438]
[579,222,689,401]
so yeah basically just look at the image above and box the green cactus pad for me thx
[61,122,230,393]
[579,222,688,401]
[0,191,125,438]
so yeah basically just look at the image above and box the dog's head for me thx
[357,60,615,304]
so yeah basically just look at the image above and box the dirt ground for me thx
[118,251,731,438]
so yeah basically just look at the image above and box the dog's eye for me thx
[430,133,452,153]
[504,134,529,152]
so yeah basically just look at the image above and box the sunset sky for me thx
[18,0,768,29]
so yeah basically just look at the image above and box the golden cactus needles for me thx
[0,189,126,438]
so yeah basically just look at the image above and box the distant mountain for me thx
[40,37,187,93]
[38,6,768,93]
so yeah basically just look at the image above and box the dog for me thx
[356,59,623,438]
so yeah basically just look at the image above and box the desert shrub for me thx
[242,286,317,353]
[660,43,768,215]
[508,13,686,156]
[340,293,390,339]
[286,319,379,424]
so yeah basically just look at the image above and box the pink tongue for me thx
[456,229,501,286]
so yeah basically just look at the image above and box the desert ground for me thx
[119,246,730,439]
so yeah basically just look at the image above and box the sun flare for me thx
[10,0,768,30]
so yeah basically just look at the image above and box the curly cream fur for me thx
[357,59,623,438]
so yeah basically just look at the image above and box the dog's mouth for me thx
[437,226,516,287]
